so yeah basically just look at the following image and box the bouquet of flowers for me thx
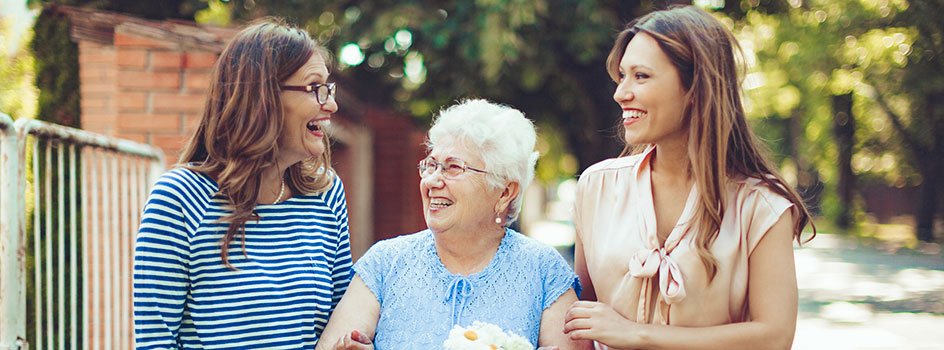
[442,321,534,350]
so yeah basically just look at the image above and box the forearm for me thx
[316,276,380,350]
[630,321,794,350]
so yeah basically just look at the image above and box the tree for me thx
[870,0,944,242]
[216,0,679,175]
[733,0,940,241]
[0,16,38,120]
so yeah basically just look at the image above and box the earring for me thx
[495,217,502,224]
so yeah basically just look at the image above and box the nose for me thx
[420,168,446,189]
[321,94,339,114]
[613,80,634,104]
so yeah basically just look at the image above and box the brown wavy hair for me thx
[607,6,815,281]
[179,18,334,269]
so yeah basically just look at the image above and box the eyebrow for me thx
[426,156,463,162]
[622,64,654,71]
[304,71,328,82]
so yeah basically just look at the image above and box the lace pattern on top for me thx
[354,228,579,349]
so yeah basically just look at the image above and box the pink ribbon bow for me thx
[628,247,686,304]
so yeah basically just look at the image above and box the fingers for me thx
[564,301,600,322]
[566,329,593,341]
[333,331,372,350]
[570,300,600,308]
[563,317,593,334]
[350,330,372,344]
[333,335,347,350]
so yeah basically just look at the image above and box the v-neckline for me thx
[636,148,699,251]
[430,229,509,280]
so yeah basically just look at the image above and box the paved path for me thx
[793,234,944,349]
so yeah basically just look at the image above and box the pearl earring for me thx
[495,217,502,224]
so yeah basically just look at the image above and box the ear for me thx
[494,181,520,215]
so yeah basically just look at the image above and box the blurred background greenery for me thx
[3,0,942,246]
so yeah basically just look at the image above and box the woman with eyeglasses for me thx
[315,99,589,350]
[133,18,352,349]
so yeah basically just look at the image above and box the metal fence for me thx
[1,113,165,350]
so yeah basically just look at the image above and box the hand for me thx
[332,329,373,350]
[563,301,640,348]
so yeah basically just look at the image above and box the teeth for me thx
[622,110,646,119]
[307,119,331,132]
[430,199,453,208]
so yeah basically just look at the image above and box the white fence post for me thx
[0,114,165,350]
[0,113,27,350]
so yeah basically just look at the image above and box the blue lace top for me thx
[353,228,580,349]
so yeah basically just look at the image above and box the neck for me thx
[434,226,505,275]
[651,137,691,184]
[259,164,290,204]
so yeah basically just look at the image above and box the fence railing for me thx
[0,113,165,350]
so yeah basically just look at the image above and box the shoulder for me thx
[576,154,645,190]
[504,229,565,264]
[150,168,216,202]
[581,154,643,178]
[363,230,431,259]
[321,172,347,203]
[155,167,211,189]
[733,177,794,214]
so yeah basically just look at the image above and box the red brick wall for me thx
[78,41,118,136]
[365,108,427,240]
[85,28,218,169]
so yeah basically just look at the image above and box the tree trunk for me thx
[915,93,944,242]
[832,93,856,230]
[915,157,939,241]
[788,108,824,214]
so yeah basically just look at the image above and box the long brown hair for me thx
[606,6,815,281]
[179,18,334,269]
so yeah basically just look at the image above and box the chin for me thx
[305,144,326,158]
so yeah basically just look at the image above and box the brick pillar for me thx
[108,26,216,169]
[78,41,117,135]
[367,108,427,242]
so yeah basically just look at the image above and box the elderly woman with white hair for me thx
[317,99,588,350]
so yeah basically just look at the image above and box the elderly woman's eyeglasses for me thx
[280,82,336,105]
[417,157,489,179]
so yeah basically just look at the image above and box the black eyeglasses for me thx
[280,82,336,105]
[417,157,489,179]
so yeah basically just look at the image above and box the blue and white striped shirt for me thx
[133,168,353,349]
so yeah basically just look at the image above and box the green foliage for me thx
[1,18,38,120]
[31,8,79,126]
[206,0,653,177]
[729,0,943,239]
[189,0,939,238]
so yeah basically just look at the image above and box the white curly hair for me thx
[426,99,539,225]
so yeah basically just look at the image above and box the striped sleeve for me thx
[326,175,353,308]
[133,174,193,349]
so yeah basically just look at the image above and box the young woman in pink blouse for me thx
[565,6,815,349]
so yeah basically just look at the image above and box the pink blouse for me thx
[574,146,794,329]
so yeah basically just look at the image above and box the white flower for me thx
[443,321,534,350]
[502,332,533,350]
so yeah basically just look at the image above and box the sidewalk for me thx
[793,234,944,349]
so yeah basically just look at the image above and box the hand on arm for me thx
[540,289,594,350]
[564,211,798,350]
[316,275,381,350]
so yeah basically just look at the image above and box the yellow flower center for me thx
[463,330,478,341]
